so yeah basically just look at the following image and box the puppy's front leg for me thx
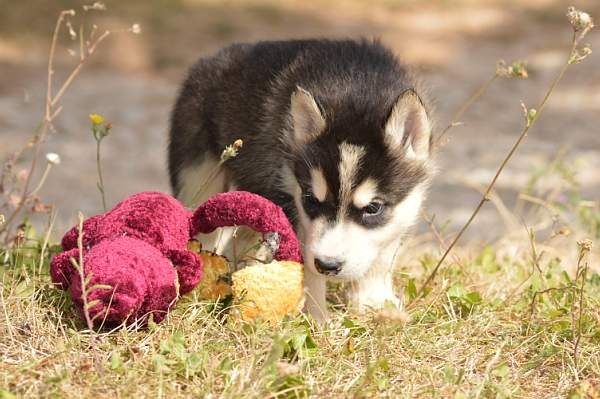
[303,268,329,322]
[347,241,402,311]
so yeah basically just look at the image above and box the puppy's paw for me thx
[355,293,401,312]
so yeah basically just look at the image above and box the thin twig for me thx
[1,9,118,240]
[29,163,53,198]
[435,74,499,146]
[38,207,57,277]
[417,32,583,298]
[461,179,519,232]
[573,239,592,369]
[189,139,242,207]
[527,286,572,333]
[0,14,69,237]
[69,212,94,330]
[422,212,463,266]
[51,32,112,107]
[3,11,72,235]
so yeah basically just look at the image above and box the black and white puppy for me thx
[168,39,434,320]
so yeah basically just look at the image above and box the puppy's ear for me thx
[384,89,432,160]
[289,86,326,147]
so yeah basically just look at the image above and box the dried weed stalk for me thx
[418,6,595,297]
[0,4,140,242]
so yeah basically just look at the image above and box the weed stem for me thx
[96,138,107,212]
[435,74,499,146]
[417,32,586,298]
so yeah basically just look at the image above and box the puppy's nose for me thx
[314,257,344,275]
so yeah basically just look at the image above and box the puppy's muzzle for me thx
[314,257,344,275]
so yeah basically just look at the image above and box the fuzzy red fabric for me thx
[69,237,178,326]
[50,190,302,327]
[191,191,302,262]
[50,247,80,289]
[61,192,192,253]
[52,192,202,295]
[50,191,202,327]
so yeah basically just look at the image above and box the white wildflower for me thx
[46,153,61,165]
[567,7,594,32]
[83,2,107,11]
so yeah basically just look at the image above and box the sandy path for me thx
[1,2,598,242]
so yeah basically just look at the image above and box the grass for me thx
[2,148,599,399]
[1,218,599,397]
[3,151,600,397]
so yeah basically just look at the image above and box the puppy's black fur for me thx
[169,39,428,224]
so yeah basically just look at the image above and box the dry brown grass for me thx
[1,229,599,397]
[1,3,600,398]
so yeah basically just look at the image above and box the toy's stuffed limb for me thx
[70,276,147,327]
[49,248,81,289]
[191,191,302,262]
[62,192,193,254]
[60,215,103,251]
[68,237,179,327]
[166,249,203,295]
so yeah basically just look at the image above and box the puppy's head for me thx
[285,86,434,280]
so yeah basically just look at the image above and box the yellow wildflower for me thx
[89,113,105,125]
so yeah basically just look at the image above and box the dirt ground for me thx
[1,0,599,242]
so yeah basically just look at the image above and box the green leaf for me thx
[109,350,123,372]
[492,363,509,378]
[406,278,417,300]
[288,325,317,357]
[152,354,170,373]
[476,246,498,272]
[265,335,286,368]
[447,284,467,298]
[0,389,16,399]
[442,365,456,383]
[464,292,482,305]
[218,356,233,374]
[342,317,366,336]
[377,357,389,372]
[160,332,186,358]
[147,314,158,331]
[185,352,205,378]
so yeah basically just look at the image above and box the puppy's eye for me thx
[363,201,384,216]
[361,201,385,226]
[302,191,321,215]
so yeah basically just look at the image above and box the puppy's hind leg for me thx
[177,154,226,209]
[177,155,231,253]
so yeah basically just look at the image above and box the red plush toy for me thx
[50,191,301,327]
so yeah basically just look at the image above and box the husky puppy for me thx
[169,39,434,320]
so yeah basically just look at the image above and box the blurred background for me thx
[1,0,599,246]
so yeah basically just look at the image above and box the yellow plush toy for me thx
[192,246,304,324]
[187,190,306,323]
[231,260,304,323]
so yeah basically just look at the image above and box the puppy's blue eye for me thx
[362,201,384,217]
